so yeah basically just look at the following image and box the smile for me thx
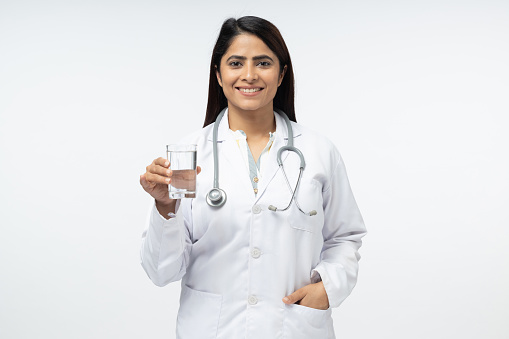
[237,87,263,93]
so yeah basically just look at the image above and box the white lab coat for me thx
[140,110,366,339]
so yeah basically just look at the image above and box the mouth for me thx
[236,87,263,93]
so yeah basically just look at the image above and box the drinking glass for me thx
[166,144,197,199]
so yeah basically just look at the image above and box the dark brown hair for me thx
[203,16,296,127]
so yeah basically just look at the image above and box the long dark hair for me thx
[203,16,296,127]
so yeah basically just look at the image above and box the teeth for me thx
[239,88,261,93]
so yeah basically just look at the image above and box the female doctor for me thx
[140,16,366,339]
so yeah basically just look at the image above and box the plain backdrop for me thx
[1,0,508,338]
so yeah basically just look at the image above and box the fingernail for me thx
[283,297,289,302]
[166,169,171,175]
[164,161,169,167]
[165,178,171,183]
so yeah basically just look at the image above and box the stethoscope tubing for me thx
[207,108,316,216]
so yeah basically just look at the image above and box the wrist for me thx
[155,199,177,219]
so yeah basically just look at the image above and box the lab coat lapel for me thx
[255,134,284,201]
[220,138,254,194]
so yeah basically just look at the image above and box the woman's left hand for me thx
[282,281,330,310]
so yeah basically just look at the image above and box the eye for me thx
[229,61,242,67]
[258,61,271,67]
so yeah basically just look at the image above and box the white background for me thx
[1,0,508,338]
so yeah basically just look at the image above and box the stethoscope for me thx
[206,108,317,216]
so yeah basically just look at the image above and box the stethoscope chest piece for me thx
[206,188,227,207]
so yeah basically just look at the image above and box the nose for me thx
[241,62,258,82]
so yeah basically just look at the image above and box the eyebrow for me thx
[226,54,274,62]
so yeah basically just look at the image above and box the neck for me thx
[228,105,276,138]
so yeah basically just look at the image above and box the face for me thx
[216,33,286,114]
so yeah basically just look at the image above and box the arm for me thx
[139,199,193,287]
[310,152,367,308]
[139,158,195,287]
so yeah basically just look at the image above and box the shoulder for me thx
[178,123,214,145]
[292,122,339,154]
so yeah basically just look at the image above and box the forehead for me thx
[223,33,277,60]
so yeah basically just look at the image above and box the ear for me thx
[278,65,287,87]
[215,65,223,88]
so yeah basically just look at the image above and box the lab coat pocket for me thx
[287,179,323,233]
[176,284,222,339]
[283,303,330,338]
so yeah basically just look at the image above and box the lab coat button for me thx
[252,205,262,214]
[251,248,261,258]
[248,295,258,305]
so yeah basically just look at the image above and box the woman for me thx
[140,16,366,339]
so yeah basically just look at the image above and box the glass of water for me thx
[166,144,197,199]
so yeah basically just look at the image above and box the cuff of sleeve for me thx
[310,269,322,283]
[311,264,341,308]
[152,200,181,227]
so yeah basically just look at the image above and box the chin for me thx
[232,102,272,112]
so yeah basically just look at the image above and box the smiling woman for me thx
[215,34,286,125]
[204,16,295,127]
[139,16,366,339]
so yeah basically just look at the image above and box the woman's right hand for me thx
[140,157,174,206]
[140,157,201,217]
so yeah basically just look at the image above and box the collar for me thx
[207,108,301,142]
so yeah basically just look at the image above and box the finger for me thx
[140,174,156,190]
[283,286,308,304]
[147,162,173,177]
[145,171,171,185]
[197,166,202,175]
[154,157,170,168]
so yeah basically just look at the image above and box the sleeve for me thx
[139,199,193,287]
[310,150,367,308]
